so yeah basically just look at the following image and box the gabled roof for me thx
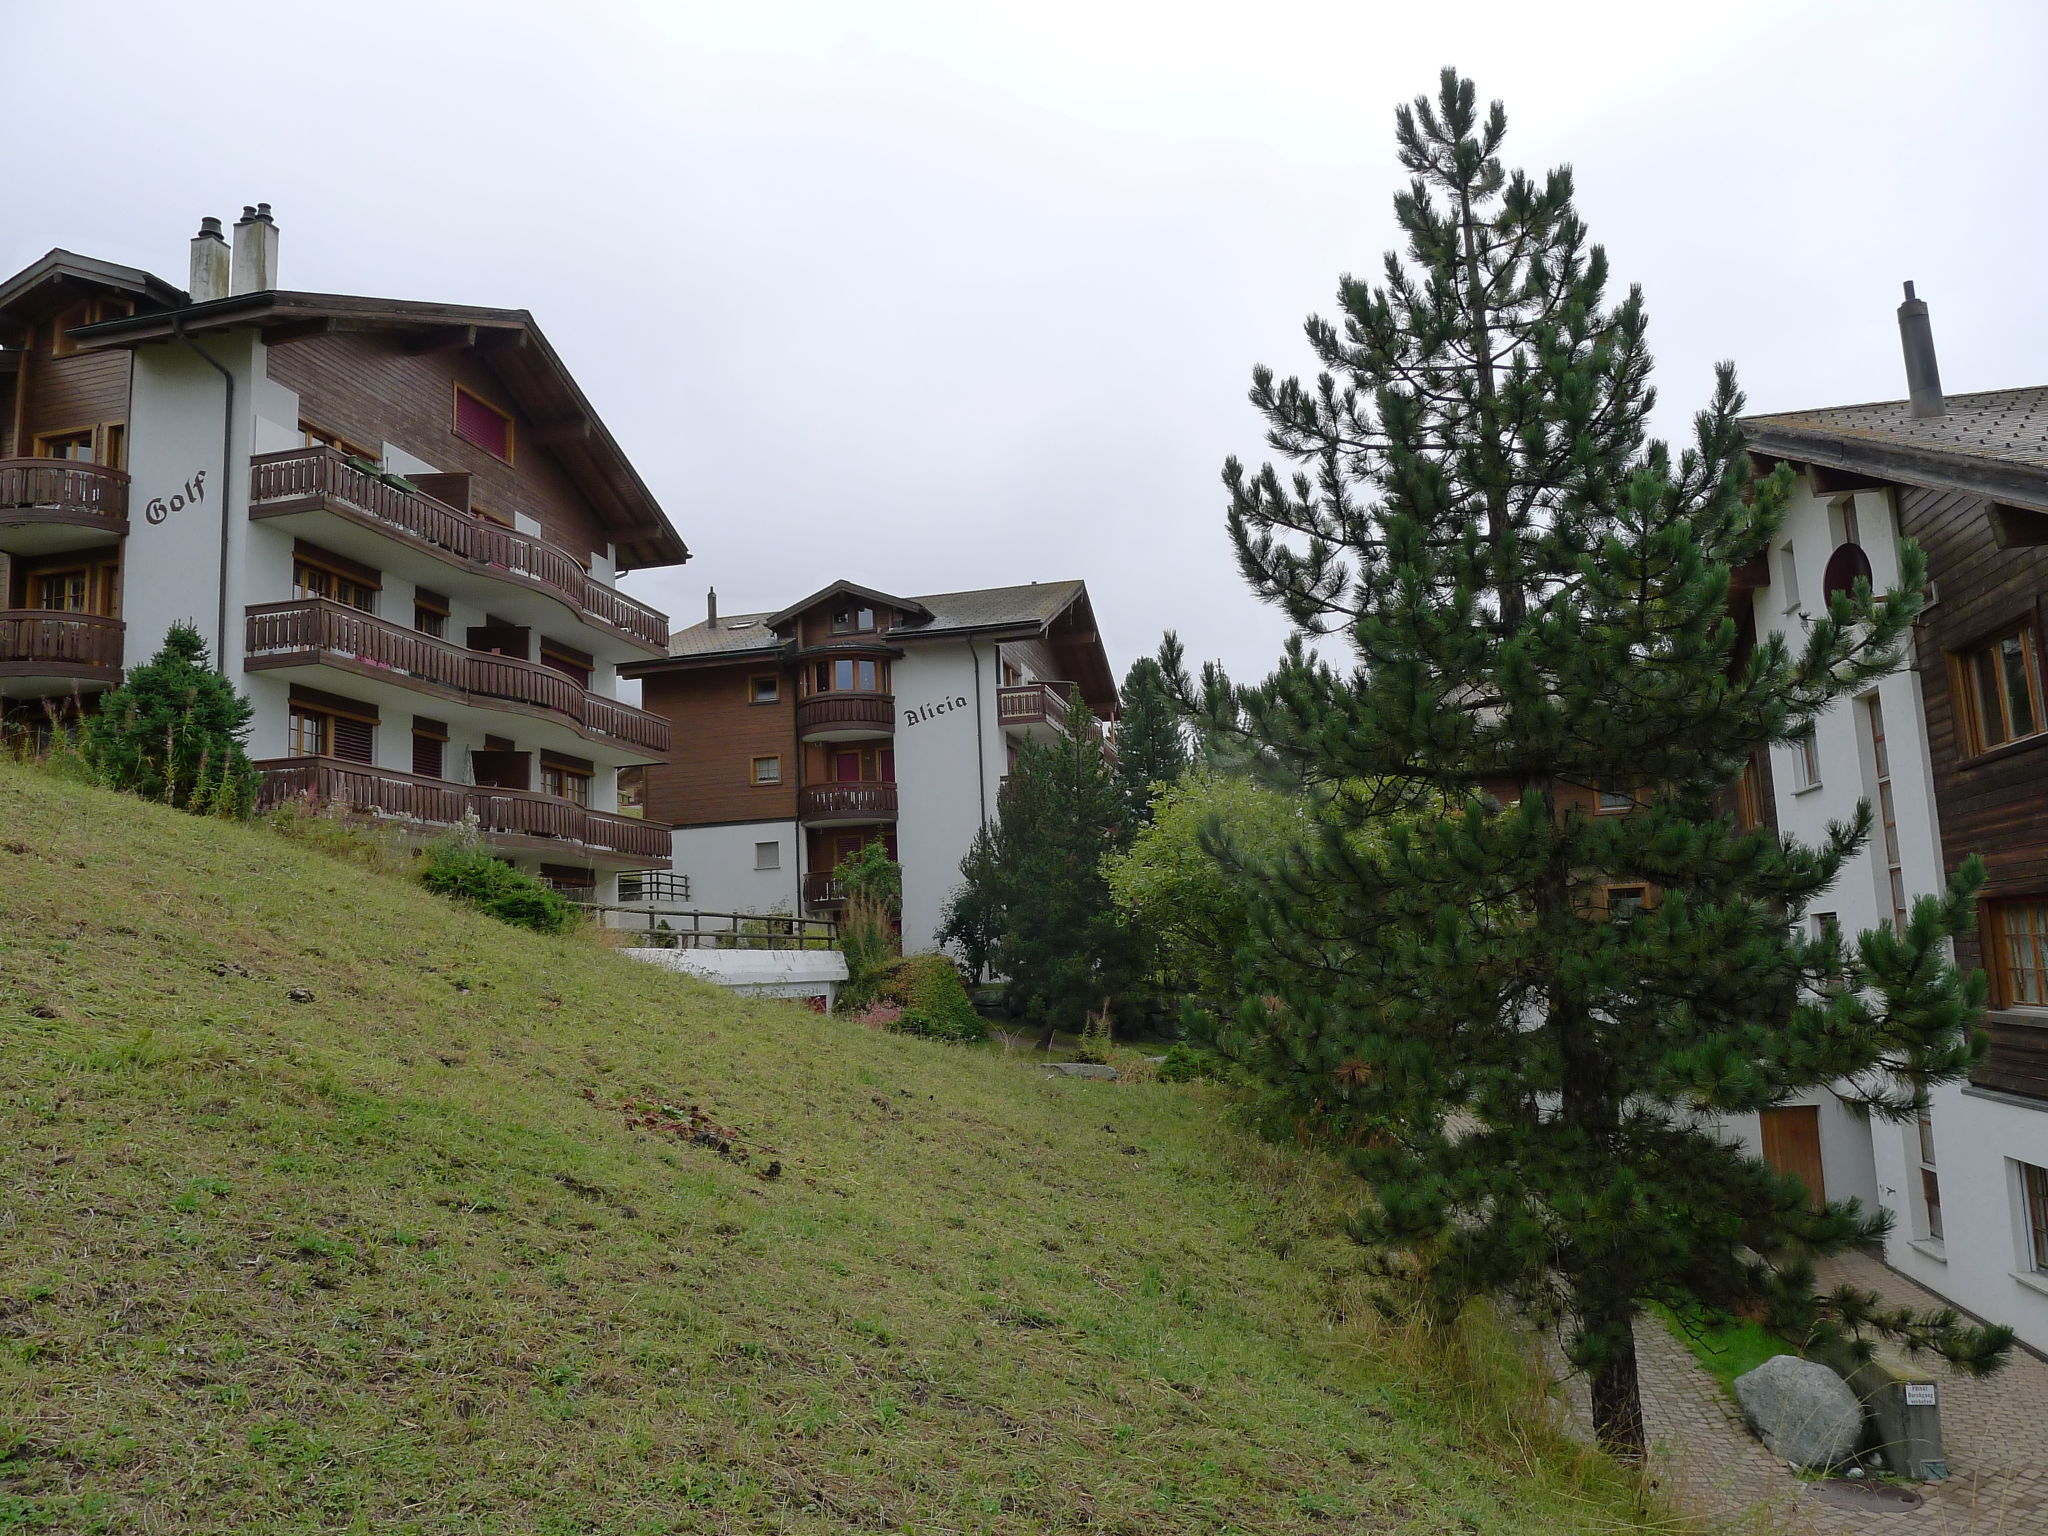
[661,612,786,661]
[1742,386,2048,512]
[0,248,186,341]
[66,287,687,570]
[763,579,932,631]
[906,579,1086,636]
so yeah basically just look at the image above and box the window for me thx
[1778,541,1801,612]
[539,642,593,690]
[2024,1162,2048,1274]
[414,589,449,639]
[26,559,118,616]
[1595,784,1633,814]
[32,569,88,613]
[411,717,448,779]
[33,428,95,461]
[1986,899,2048,1008]
[289,701,374,764]
[812,657,884,693]
[1734,756,1764,830]
[1918,1111,1943,1243]
[752,755,782,785]
[1955,626,2044,755]
[294,556,378,613]
[754,841,781,871]
[453,385,514,462]
[1607,885,1649,920]
[749,675,780,704]
[101,424,125,470]
[300,419,379,463]
[1863,697,1907,932]
[539,759,591,806]
[1792,728,1821,791]
[831,605,877,634]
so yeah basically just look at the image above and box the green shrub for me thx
[1156,1043,1224,1083]
[872,953,987,1043]
[79,624,260,816]
[416,831,575,934]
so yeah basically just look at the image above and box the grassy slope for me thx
[0,765,1647,1535]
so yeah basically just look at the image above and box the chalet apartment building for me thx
[624,578,1115,950]
[0,210,687,896]
[1717,286,2048,1354]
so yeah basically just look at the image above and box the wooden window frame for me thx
[32,425,96,461]
[538,762,592,807]
[1791,727,1821,791]
[288,693,377,764]
[299,418,381,463]
[1950,619,2047,760]
[749,674,781,705]
[452,384,516,464]
[539,640,594,689]
[1985,897,2048,1010]
[1917,1111,1943,1242]
[751,755,782,786]
[413,587,450,639]
[1593,782,1633,815]
[1604,883,1651,921]
[2023,1161,2048,1274]
[830,605,878,635]
[293,544,382,614]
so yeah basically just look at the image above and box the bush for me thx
[79,623,260,816]
[1156,1043,1224,1083]
[417,829,576,934]
[867,953,987,1043]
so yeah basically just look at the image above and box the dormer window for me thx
[831,605,877,634]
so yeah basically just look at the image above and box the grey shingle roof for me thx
[660,580,1086,657]
[1743,386,2048,472]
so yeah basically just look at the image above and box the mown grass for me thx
[1652,1304,1788,1402]
[0,763,1666,1534]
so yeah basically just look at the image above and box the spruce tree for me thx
[1113,657,1191,823]
[81,623,260,815]
[1166,69,2008,1457]
[939,699,1137,1048]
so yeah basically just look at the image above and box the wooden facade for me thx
[636,662,798,827]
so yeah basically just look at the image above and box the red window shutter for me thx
[454,390,511,459]
[332,715,374,764]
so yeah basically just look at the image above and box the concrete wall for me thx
[624,944,847,1007]
[672,819,802,915]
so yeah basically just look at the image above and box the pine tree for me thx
[81,623,260,815]
[1165,69,2008,1458]
[939,698,1137,1048]
[1113,657,1191,823]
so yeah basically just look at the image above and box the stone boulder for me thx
[1044,1062,1118,1080]
[1733,1354,1864,1469]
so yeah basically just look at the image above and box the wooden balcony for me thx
[0,459,129,555]
[248,448,668,652]
[245,599,669,757]
[997,680,1073,738]
[802,871,847,906]
[255,757,673,864]
[0,611,123,693]
[797,780,897,825]
[796,692,895,740]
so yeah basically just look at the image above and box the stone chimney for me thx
[230,203,279,294]
[706,587,719,628]
[189,217,229,303]
[1898,281,1944,419]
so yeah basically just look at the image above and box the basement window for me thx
[453,386,514,462]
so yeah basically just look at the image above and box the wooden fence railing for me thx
[244,599,669,754]
[248,447,667,650]
[0,611,124,679]
[0,458,129,524]
[797,781,897,822]
[796,693,895,736]
[996,680,1073,733]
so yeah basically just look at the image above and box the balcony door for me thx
[829,746,894,783]
[1758,1106,1825,1208]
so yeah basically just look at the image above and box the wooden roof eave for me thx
[1743,423,2048,517]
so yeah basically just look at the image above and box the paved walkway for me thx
[1560,1252,2048,1533]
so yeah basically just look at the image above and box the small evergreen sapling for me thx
[80,623,260,815]
[1113,657,1191,823]
[1169,69,2008,1458]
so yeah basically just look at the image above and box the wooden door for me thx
[1759,1106,1826,1207]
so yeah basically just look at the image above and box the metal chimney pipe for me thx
[706,587,719,628]
[1898,281,1945,419]
[189,217,229,303]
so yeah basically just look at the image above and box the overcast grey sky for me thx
[15,0,2046,686]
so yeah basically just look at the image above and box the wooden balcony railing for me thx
[0,611,124,684]
[254,757,674,863]
[795,692,895,737]
[802,871,847,905]
[248,448,668,651]
[0,459,130,547]
[997,680,1073,734]
[797,780,898,823]
[245,599,669,756]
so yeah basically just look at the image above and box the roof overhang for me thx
[1743,422,2048,517]
[0,248,186,345]
[763,578,931,631]
[72,289,689,570]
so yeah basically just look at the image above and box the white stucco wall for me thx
[672,820,802,915]
[1748,475,2048,1354]
[892,638,1005,952]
